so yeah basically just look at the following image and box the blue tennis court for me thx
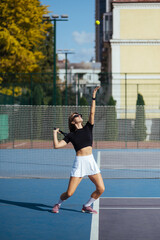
[1,179,160,240]
[90,179,160,240]
[1,149,160,239]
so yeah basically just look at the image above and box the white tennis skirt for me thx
[70,154,100,177]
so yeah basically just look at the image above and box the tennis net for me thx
[99,150,160,179]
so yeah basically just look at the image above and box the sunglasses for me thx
[72,114,82,121]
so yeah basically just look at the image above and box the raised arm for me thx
[89,86,100,125]
[53,128,67,149]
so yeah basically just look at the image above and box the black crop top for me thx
[63,121,93,152]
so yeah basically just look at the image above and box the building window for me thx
[103,12,112,42]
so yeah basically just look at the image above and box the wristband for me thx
[92,97,96,100]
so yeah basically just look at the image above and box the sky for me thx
[40,0,95,63]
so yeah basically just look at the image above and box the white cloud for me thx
[70,48,95,63]
[72,31,94,45]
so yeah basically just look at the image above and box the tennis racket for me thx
[54,128,67,137]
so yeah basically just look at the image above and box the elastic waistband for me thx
[75,154,93,159]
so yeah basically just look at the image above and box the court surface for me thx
[91,197,160,240]
[1,178,160,240]
[1,149,160,239]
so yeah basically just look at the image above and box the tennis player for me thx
[52,86,105,214]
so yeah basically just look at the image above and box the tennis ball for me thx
[96,20,100,25]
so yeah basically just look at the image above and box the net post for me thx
[97,151,101,169]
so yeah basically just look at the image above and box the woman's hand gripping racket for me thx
[53,128,67,137]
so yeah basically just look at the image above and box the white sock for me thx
[57,198,65,206]
[84,197,96,207]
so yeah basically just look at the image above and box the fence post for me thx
[12,105,15,149]
[125,73,127,148]
[137,84,139,149]
[65,53,68,106]
[78,74,80,106]
[30,73,33,105]
[12,83,15,105]
[30,105,33,148]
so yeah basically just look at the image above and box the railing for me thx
[0,72,160,109]
[0,105,160,149]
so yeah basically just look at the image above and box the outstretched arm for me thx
[53,128,67,149]
[89,86,100,125]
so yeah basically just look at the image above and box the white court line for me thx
[100,197,160,209]
[100,197,160,199]
[7,142,27,149]
[100,207,160,210]
[90,151,101,240]
[100,165,160,168]
[90,198,99,240]
[15,143,27,147]
[97,151,100,170]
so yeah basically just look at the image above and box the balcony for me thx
[103,12,113,42]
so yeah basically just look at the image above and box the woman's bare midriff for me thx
[76,146,92,156]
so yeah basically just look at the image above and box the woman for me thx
[52,86,105,214]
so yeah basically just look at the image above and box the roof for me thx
[57,61,101,70]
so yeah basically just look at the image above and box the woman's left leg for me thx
[82,173,105,213]
[88,173,105,199]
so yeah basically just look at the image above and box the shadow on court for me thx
[0,199,83,213]
[0,179,95,240]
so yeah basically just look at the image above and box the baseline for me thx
[90,151,101,240]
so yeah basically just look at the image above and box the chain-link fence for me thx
[1,72,160,108]
[0,105,160,178]
[0,105,160,149]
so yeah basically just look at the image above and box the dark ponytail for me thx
[68,112,78,132]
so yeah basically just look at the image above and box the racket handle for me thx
[54,128,67,136]
[60,130,67,137]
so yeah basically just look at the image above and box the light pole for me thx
[57,49,74,105]
[43,14,68,105]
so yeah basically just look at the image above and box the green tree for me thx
[38,27,62,105]
[134,93,147,141]
[62,86,76,105]
[33,84,43,105]
[47,86,62,105]
[80,96,88,106]
[39,27,54,72]
[107,96,116,106]
[105,96,118,141]
[98,72,112,105]
[0,0,50,74]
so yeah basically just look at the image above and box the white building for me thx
[57,61,101,101]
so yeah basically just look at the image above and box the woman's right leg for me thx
[52,176,82,213]
[60,176,83,200]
